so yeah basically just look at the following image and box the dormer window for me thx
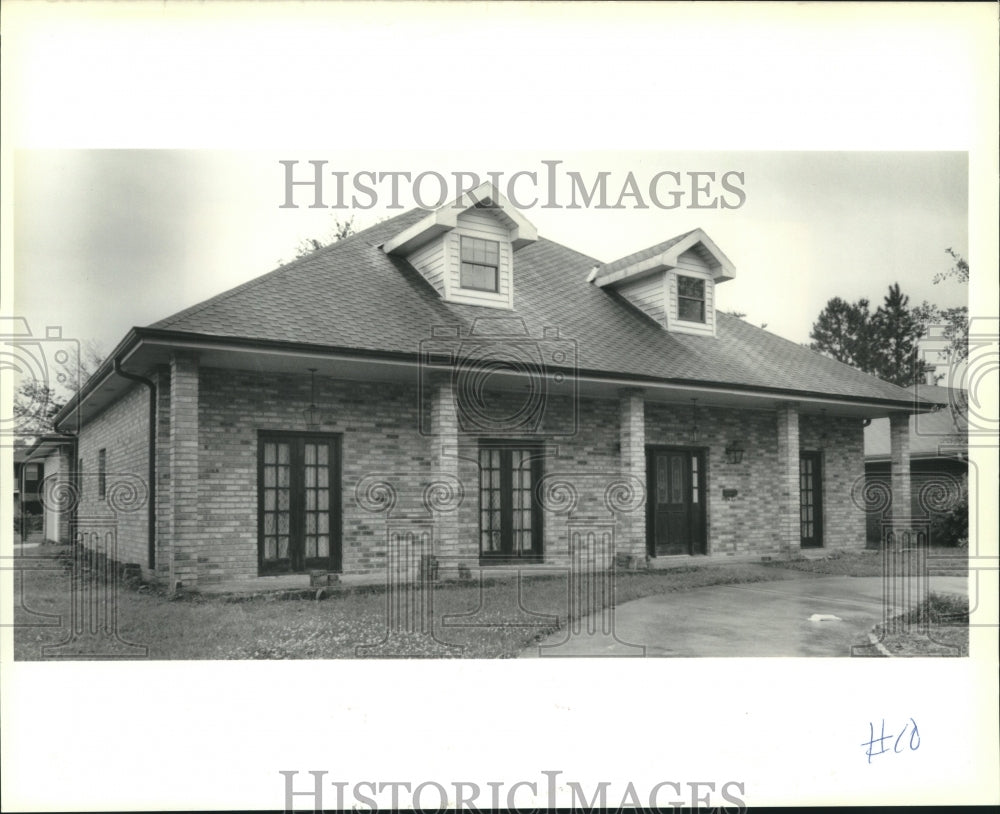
[460,237,500,292]
[591,228,735,338]
[677,276,706,323]
[382,182,538,310]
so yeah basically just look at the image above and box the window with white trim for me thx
[677,275,706,323]
[460,236,500,292]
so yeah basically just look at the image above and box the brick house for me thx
[48,183,930,588]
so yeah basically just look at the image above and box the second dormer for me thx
[592,228,735,337]
[383,183,537,309]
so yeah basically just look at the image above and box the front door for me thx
[647,448,706,556]
[258,433,342,574]
[799,451,823,548]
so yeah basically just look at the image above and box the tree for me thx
[293,216,356,258]
[810,285,935,387]
[868,283,933,386]
[12,339,104,441]
[721,309,767,330]
[913,249,969,364]
[808,296,873,370]
[933,247,969,285]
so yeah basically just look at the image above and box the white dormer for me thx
[383,183,537,309]
[592,228,735,337]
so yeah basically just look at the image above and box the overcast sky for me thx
[14,149,967,369]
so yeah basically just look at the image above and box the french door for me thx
[258,432,342,574]
[478,444,543,563]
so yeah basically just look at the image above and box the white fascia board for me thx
[662,229,736,281]
[381,214,450,256]
[595,228,737,288]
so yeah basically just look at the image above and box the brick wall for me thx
[800,413,867,550]
[197,371,632,580]
[75,362,869,582]
[645,404,867,556]
[450,390,625,573]
[75,382,151,569]
[197,368,432,580]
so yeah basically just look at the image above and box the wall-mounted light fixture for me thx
[304,368,320,430]
[724,440,745,464]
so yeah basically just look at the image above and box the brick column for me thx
[154,365,172,582]
[889,412,911,533]
[775,403,800,555]
[168,353,199,590]
[430,375,464,571]
[56,444,75,543]
[618,388,647,559]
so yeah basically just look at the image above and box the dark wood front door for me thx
[799,451,823,548]
[647,447,706,556]
[258,433,342,574]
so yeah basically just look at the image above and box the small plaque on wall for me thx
[722,488,738,499]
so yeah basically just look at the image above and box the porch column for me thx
[775,403,800,555]
[56,443,74,543]
[618,388,647,559]
[889,412,912,535]
[430,374,462,571]
[154,365,172,582]
[168,352,200,590]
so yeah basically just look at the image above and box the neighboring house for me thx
[864,384,968,546]
[19,434,77,544]
[13,448,41,514]
[49,184,930,588]
[13,446,32,526]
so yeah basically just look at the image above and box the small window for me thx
[460,236,500,292]
[23,464,41,489]
[677,275,706,323]
[98,449,107,499]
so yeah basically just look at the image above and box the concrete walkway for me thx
[521,575,968,658]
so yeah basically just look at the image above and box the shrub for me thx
[929,484,968,547]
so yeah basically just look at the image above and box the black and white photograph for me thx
[2,3,997,811]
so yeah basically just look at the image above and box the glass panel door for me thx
[259,434,340,574]
[478,445,542,562]
[800,452,823,548]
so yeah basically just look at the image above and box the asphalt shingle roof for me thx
[150,209,919,404]
[595,229,695,276]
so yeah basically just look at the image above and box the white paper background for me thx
[2,2,997,810]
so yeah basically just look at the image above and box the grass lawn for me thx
[14,546,806,660]
[763,546,968,578]
[866,592,970,657]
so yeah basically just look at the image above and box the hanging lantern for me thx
[304,368,321,430]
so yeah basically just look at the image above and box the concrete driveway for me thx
[520,575,968,658]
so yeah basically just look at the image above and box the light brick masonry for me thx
[69,359,871,585]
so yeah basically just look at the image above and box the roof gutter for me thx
[112,356,156,571]
[53,328,145,430]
